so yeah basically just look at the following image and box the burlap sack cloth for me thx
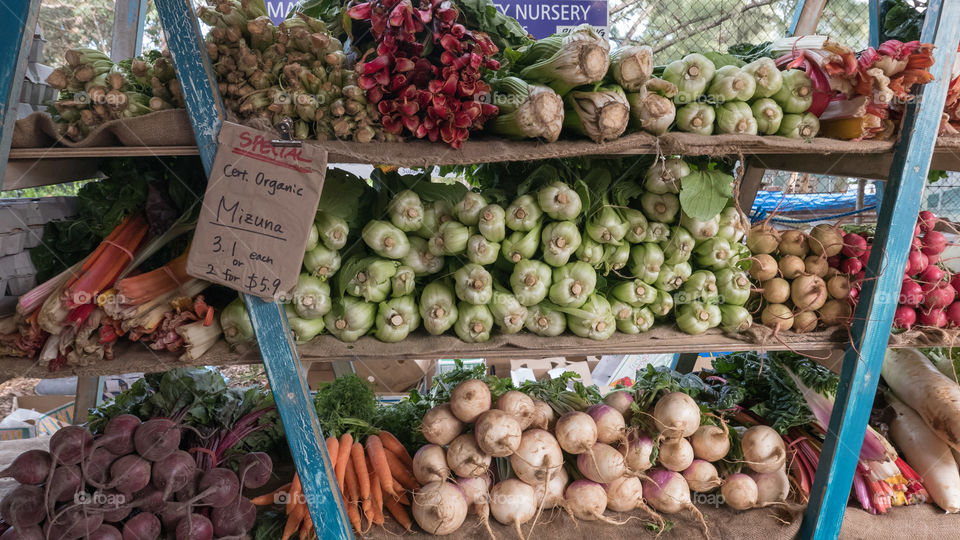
[10,110,195,148]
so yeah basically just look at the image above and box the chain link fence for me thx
[925,172,960,222]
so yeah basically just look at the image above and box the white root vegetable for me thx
[421,404,465,445]
[603,390,635,421]
[620,430,654,473]
[690,423,730,462]
[577,442,626,483]
[882,348,960,452]
[642,468,709,537]
[474,410,522,457]
[721,473,759,510]
[555,412,598,454]
[889,396,960,512]
[412,444,450,484]
[683,460,723,493]
[586,404,626,445]
[657,437,694,472]
[533,465,569,509]
[510,429,564,485]
[653,392,701,439]
[532,399,556,430]
[490,478,537,540]
[412,481,469,535]
[447,434,491,478]
[449,379,492,423]
[496,391,538,430]
[456,475,492,514]
[740,425,786,474]
[564,480,625,524]
[747,468,789,504]
[603,476,643,512]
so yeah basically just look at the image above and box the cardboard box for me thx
[354,359,434,393]
[10,395,75,436]
[509,358,593,387]
[306,362,335,388]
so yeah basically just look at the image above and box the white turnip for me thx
[495,391,537,430]
[748,253,778,281]
[531,399,555,430]
[421,404,465,446]
[762,303,794,331]
[793,310,819,333]
[683,460,723,493]
[778,255,805,280]
[827,275,851,300]
[653,392,701,439]
[657,437,694,472]
[641,468,708,536]
[474,410,522,457]
[747,469,789,504]
[510,429,564,485]
[603,476,643,512]
[808,224,844,257]
[747,224,780,254]
[413,481,469,535]
[490,479,537,539]
[563,480,623,524]
[533,466,569,510]
[741,425,786,474]
[603,391,635,421]
[456,476,491,514]
[762,278,791,304]
[413,445,450,484]
[577,443,626,483]
[778,230,808,257]
[620,430,654,473]
[586,404,626,444]
[722,473,759,510]
[447,434,491,478]
[820,299,852,326]
[449,379,492,423]
[690,423,730,462]
[792,274,828,311]
[555,411,598,454]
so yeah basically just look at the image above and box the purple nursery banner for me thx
[265,1,609,39]
[492,1,609,39]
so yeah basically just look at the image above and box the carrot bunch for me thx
[256,430,418,539]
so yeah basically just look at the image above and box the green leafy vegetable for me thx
[456,0,532,51]
[881,0,924,42]
[313,374,380,438]
[679,169,734,221]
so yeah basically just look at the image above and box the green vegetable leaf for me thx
[679,170,734,221]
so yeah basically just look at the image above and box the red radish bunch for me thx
[349,0,501,148]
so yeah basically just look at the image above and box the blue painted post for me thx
[0,0,42,187]
[798,2,960,538]
[153,1,354,538]
[868,0,882,46]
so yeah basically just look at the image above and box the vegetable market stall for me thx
[0,0,959,537]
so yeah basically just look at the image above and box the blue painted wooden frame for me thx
[153,1,353,538]
[867,0,882,46]
[797,2,960,538]
[0,0,42,187]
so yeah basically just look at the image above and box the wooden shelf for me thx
[0,325,881,379]
[8,146,201,159]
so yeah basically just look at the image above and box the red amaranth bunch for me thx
[348,0,501,148]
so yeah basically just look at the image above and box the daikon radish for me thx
[883,348,960,452]
[888,396,960,513]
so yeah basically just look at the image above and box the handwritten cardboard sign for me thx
[187,122,326,301]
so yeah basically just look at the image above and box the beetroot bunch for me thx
[348,0,501,148]
[831,211,957,330]
[0,419,273,539]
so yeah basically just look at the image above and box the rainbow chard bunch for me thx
[349,0,501,148]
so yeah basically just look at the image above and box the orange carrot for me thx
[378,431,413,467]
[351,441,373,525]
[343,458,364,533]
[384,493,413,532]
[326,436,340,489]
[250,482,291,505]
[335,433,353,489]
[298,511,314,540]
[396,490,410,505]
[383,449,420,491]
[368,465,385,526]
[287,474,302,515]
[366,435,397,498]
[281,502,307,540]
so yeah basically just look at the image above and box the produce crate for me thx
[0,197,77,313]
